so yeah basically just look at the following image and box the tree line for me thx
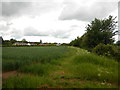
[69,15,120,61]
[70,15,119,49]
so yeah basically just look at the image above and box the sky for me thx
[0,0,119,43]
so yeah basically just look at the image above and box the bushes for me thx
[93,43,120,61]
[113,47,120,61]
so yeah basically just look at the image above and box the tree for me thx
[70,15,117,50]
[70,37,81,47]
[40,40,42,43]
[84,16,117,48]
[0,37,3,45]
[116,41,120,46]
[22,38,27,43]
[10,38,17,44]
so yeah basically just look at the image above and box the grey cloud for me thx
[2,2,31,17]
[0,21,12,31]
[0,24,9,31]
[59,2,117,22]
[2,1,61,18]
[52,29,72,39]
[10,29,23,39]
[24,27,49,36]
[24,27,71,39]
[0,28,22,39]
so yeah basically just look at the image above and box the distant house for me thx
[30,42,37,46]
[38,43,49,46]
[13,42,28,46]
[13,42,38,46]
[56,43,61,46]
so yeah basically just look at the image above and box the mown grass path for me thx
[48,47,118,88]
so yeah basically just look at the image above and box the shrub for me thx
[113,46,120,62]
[93,44,120,61]
[93,44,115,57]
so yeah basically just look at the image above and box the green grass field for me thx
[2,46,119,88]
[2,46,70,71]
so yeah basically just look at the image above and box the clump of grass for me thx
[79,81,117,88]
[73,53,118,68]
[53,78,116,88]
[69,50,118,83]
[3,75,41,88]
[71,63,118,83]
[3,75,52,88]
[19,63,54,76]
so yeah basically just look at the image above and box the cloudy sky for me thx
[0,0,119,43]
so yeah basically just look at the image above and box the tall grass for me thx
[73,53,118,68]
[2,46,70,71]
[19,63,54,76]
[2,47,119,88]
[69,50,118,83]
[3,75,52,88]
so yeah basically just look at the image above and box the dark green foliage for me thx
[116,41,120,46]
[113,46,120,62]
[84,16,117,49]
[93,44,115,57]
[2,40,12,47]
[40,40,42,43]
[0,36,3,45]
[93,44,120,61]
[22,38,27,43]
[10,39,17,44]
[70,15,117,50]
[69,37,81,47]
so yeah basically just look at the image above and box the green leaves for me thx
[70,15,117,50]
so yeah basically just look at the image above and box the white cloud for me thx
[0,0,118,43]
[59,0,118,21]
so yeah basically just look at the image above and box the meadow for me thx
[2,46,119,88]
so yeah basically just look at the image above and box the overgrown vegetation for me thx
[3,47,119,88]
[69,15,120,61]
[92,43,120,61]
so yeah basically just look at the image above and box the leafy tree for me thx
[10,38,17,44]
[116,41,120,46]
[84,15,117,49]
[70,37,81,47]
[22,39,27,43]
[40,40,42,43]
[70,15,117,50]
[0,37,3,45]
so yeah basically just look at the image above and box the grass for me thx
[3,75,52,88]
[69,51,118,83]
[19,63,54,76]
[2,46,119,88]
[2,46,70,71]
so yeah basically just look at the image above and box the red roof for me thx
[38,43,49,45]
